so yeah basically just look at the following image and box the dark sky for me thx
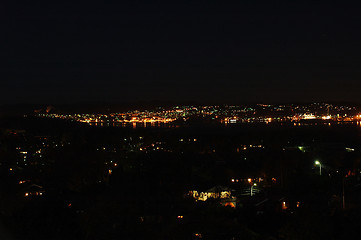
[2,1,361,104]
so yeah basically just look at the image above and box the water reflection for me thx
[88,120,361,129]
[88,121,175,128]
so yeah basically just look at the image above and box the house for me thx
[188,185,237,207]
[20,184,45,198]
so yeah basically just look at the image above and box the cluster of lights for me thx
[24,191,43,197]
[37,103,361,126]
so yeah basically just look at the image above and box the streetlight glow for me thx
[315,160,321,176]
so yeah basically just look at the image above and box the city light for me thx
[37,103,361,127]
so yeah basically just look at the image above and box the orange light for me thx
[195,233,202,238]
[177,215,183,219]
[224,202,235,208]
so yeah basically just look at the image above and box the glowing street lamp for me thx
[250,183,257,196]
[315,160,322,176]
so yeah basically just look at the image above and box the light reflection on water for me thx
[88,121,174,128]
[88,120,361,129]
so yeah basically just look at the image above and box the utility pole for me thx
[315,160,322,176]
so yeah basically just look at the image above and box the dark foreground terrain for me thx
[1,116,361,239]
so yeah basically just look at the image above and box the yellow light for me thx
[177,215,183,219]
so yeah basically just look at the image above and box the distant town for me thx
[36,103,360,126]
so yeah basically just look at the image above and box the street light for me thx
[315,160,322,176]
[250,183,257,196]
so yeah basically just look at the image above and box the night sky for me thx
[3,1,361,104]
